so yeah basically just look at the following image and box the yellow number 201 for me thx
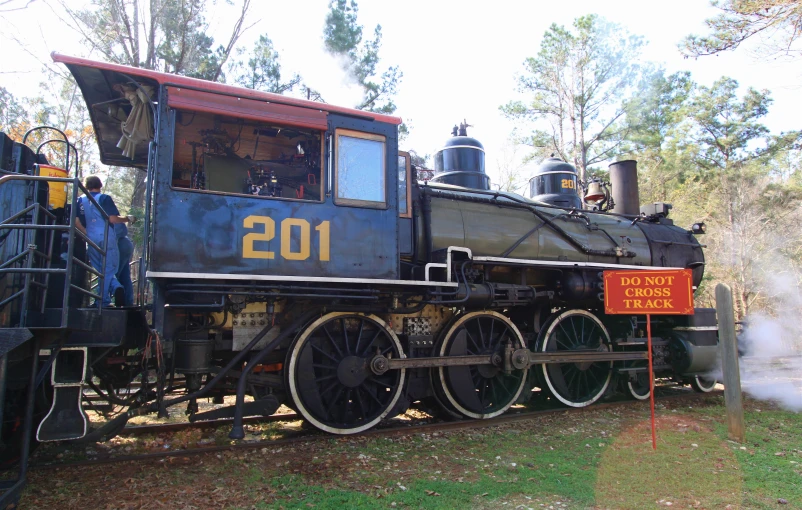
[281,218,310,260]
[243,216,276,259]
[243,215,330,262]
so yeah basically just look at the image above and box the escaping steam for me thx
[274,22,364,109]
[739,273,802,412]
[732,271,802,412]
[739,315,802,411]
[290,50,364,108]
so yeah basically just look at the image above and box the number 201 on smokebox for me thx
[242,215,331,262]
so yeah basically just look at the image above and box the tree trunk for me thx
[131,171,147,211]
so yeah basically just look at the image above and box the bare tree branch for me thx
[211,0,256,82]
[0,0,36,13]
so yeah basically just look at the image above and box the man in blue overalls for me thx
[115,219,135,306]
[74,176,135,307]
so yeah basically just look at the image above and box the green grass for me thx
[22,396,802,509]
[694,402,802,509]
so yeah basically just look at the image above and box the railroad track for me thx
[31,388,722,471]
[119,412,301,436]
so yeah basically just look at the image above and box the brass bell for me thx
[584,181,606,204]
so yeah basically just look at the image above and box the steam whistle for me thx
[452,120,473,137]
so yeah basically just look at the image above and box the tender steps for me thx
[37,347,89,442]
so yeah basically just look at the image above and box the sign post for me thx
[646,313,655,449]
[603,269,696,450]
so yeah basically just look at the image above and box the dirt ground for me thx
[18,394,802,509]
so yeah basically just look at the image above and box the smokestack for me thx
[609,160,640,215]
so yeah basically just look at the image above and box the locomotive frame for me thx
[0,53,717,505]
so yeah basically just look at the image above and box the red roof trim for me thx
[51,52,403,126]
[167,87,328,131]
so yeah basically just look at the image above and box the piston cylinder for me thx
[669,337,719,375]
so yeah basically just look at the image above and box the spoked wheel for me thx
[623,366,651,401]
[434,311,528,419]
[286,312,405,434]
[690,375,718,393]
[538,309,613,407]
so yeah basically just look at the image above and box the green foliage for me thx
[324,0,362,56]
[323,0,403,114]
[501,14,644,180]
[688,77,777,172]
[233,35,301,94]
[618,69,695,202]
[64,0,250,81]
[155,0,215,75]
[623,69,694,154]
[1,73,97,177]
[683,0,802,59]
[613,63,802,318]
[600,53,802,318]
[0,86,27,131]
[408,150,429,168]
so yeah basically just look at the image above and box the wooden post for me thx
[715,283,745,442]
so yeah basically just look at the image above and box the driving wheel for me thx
[286,312,405,434]
[538,309,613,407]
[434,311,528,419]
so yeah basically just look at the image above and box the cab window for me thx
[334,129,386,208]
[170,108,323,202]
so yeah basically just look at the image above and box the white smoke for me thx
[287,49,365,108]
[736,271,802,412]
[267,15,365,109]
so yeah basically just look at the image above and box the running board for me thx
[37,347,89,442]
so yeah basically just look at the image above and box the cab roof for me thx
[52,53,403,168]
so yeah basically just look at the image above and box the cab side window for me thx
[171,108,323,202]
[334,129,386,208]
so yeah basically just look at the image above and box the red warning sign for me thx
[604,269,695,315]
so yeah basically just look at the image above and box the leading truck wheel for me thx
[538,310,613,407]
[286,313,406,434]
[625,369,652,401]
[690,375,718,393]
[433,311,528,419]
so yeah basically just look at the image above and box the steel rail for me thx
[118,413,301,437]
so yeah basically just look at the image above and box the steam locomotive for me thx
[0,54,717,502]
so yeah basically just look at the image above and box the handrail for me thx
[36,139,80,176]
[0,202,57,225]
[22,125,73,173]
[0,173,112,327]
